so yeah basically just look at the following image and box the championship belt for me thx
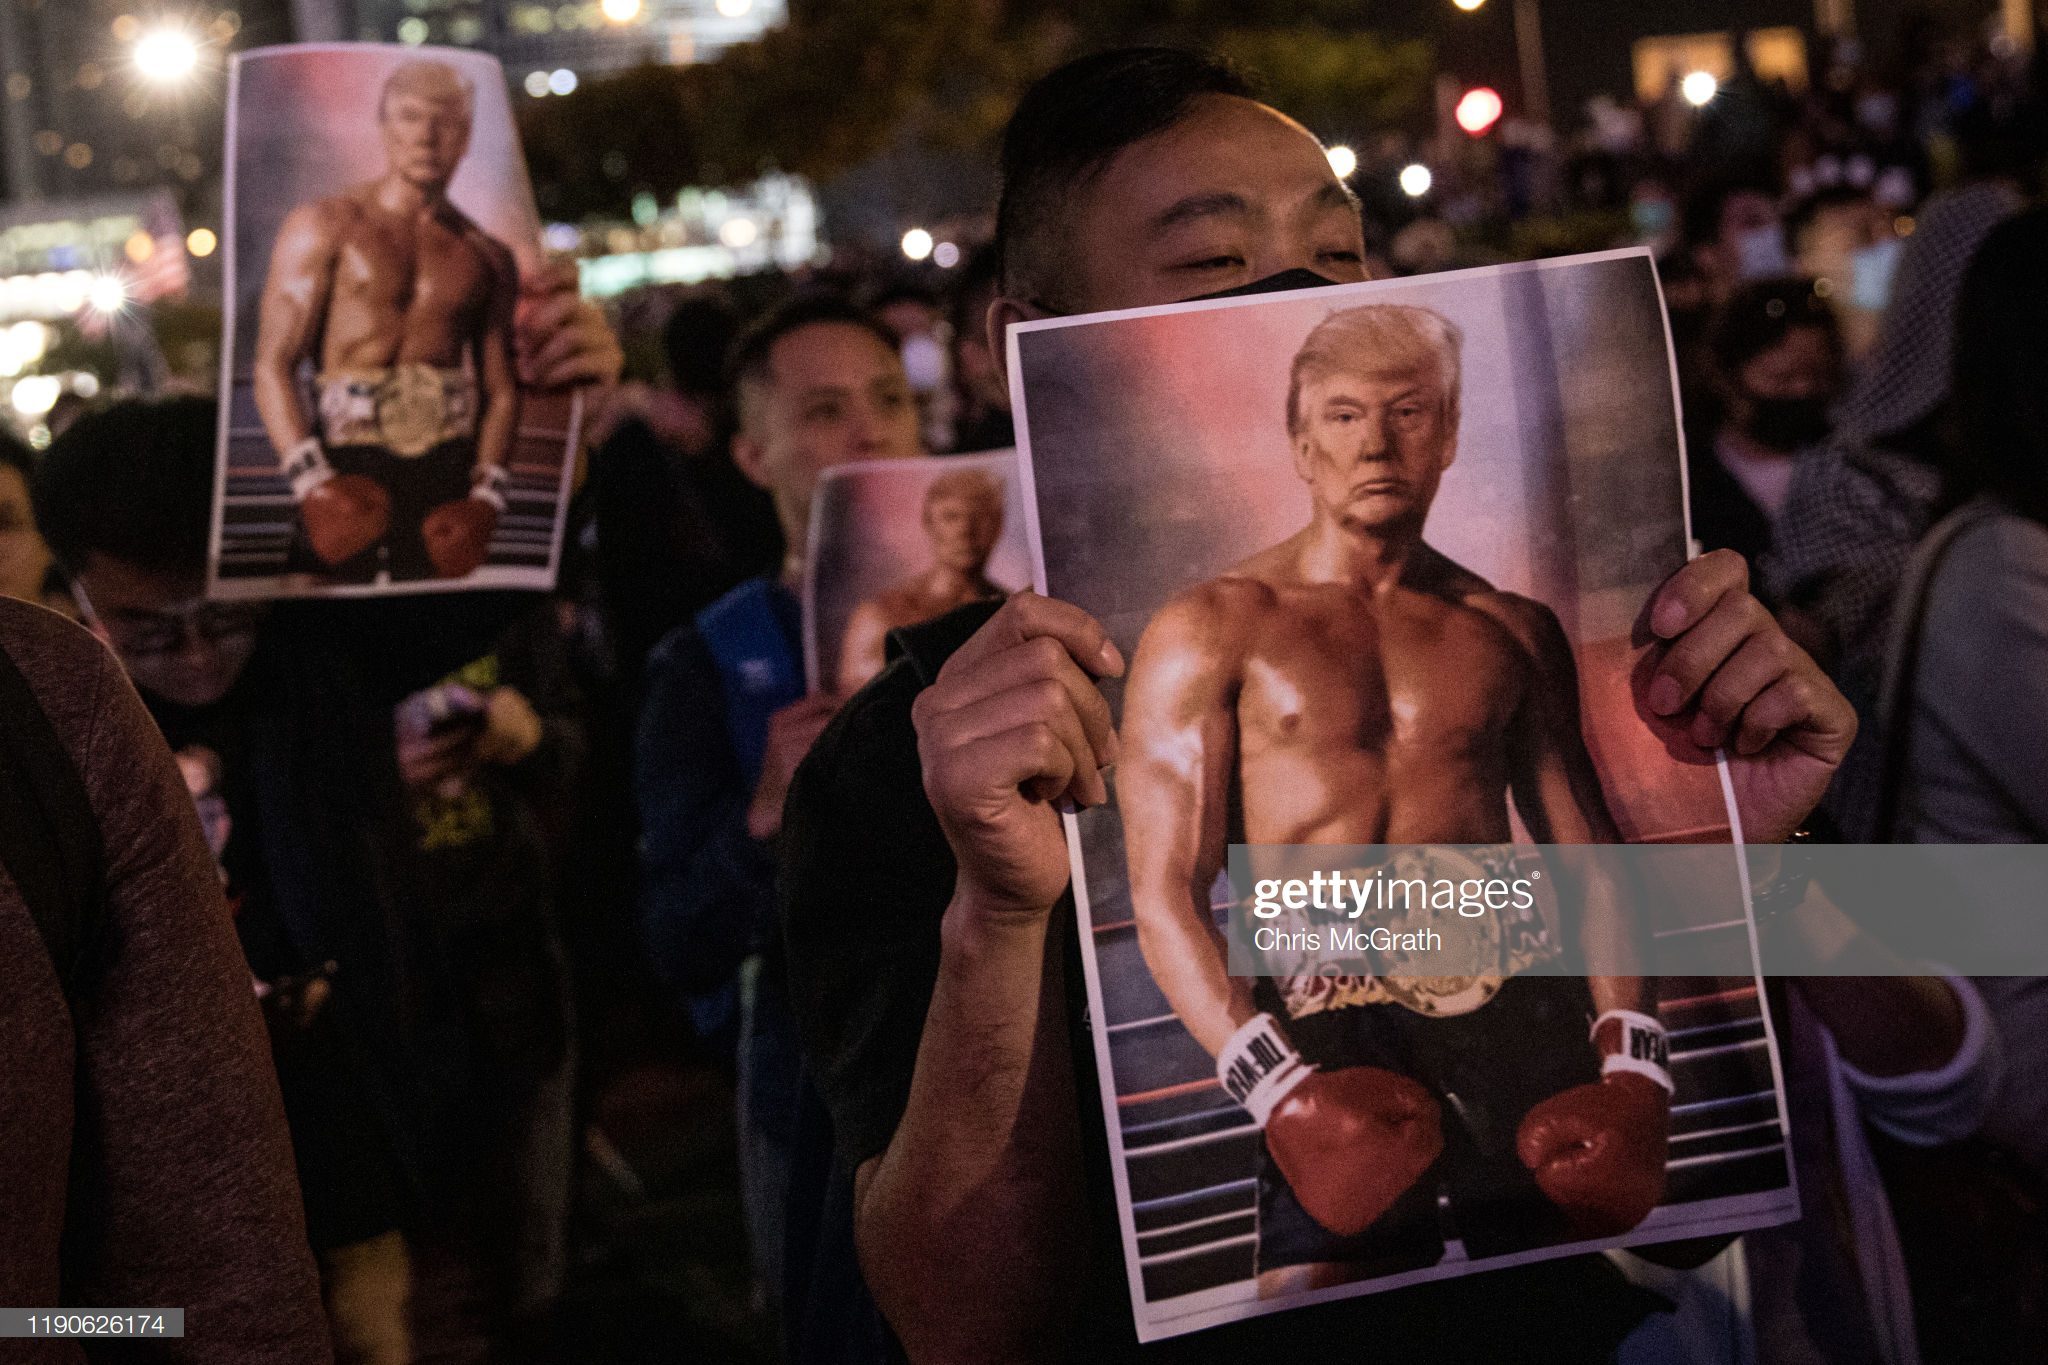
[318,364,478,457]
[1276,845,1562,1020]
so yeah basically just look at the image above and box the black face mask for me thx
[1187,268,1344,302]
[1029,268,1344,317]
[1742,395,1831,453]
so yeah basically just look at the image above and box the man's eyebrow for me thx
[1148,191,1253,234]
[1314,180,1360,211]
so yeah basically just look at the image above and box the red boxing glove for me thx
[1516,1009,1673,1238]
[1219,1013,1441,1238]
[421,496,499,578]
[301,474,391,567]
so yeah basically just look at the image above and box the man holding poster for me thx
[781,48,1866,1364]
[1119,302,1669,1293]
[252,58,519,584]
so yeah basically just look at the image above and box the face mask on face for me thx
[1850,236,1904,312]
[1734,224,1791,281]
[1188,268,1343,302]
[1631,199,1676,243]
[1743,394,1831,452]
[1028,268,1345,318]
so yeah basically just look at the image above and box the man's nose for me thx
[1353,412,1392,461]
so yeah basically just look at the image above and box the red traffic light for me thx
[1455,86,1504,136]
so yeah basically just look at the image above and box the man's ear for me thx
[730,430,772,492]
[985,296,1038,410]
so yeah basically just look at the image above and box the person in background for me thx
[33,278,617,1363]
[0,585,330,1361]
[634,293,922,1316]
[870,280,954,453]
[1764,178,2022,838]
[0,428,65,613]
[1683,175,1789,306]
[1689,277,1844,567]
[1787,186,1896,361]
[946,248,1016,454]
[1880,206,2048,1176]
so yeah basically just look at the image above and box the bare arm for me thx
[472,239,521,475]
[850,594,1120,1364]
[251,202,341,463]
[1500,598,1653,1019]
[1119,591,1252,1057]
[855,899,1085,1365]
[835,601,889,695]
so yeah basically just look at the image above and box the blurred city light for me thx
[933,241,962,269]
[524,71,550,97]
[719,216,760,248]
[11,375,60,418]
[1399,163,1433,197]
[186,227,218,258]
[396,17,427,44]
[86,274,127,317]
[900,228,934,262]
[1325,145,1358,178]
[132,24,200,85]
[1452,0,1487,10]
[548,68,578,95]
[1455,87,1505,136]
[1681,71,1719,107]
[715,0,756,16]
[601,0,644,21]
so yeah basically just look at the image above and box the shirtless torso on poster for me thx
[253,59,519,584]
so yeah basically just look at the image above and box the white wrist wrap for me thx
[470,464,510,512]
[1594,1008,1674,1094]
[283,437,332,500]
[1217,1012,1314,1127]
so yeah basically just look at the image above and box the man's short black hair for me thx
[724,293,901,424]
[662,291,743,400]
[1682,173,1781,251]
[994,47,1256,301]
[33,395,217,575]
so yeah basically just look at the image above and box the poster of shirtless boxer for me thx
[1008,250,1797,1341]
[802,451,1031,693]
[210,45,579,599]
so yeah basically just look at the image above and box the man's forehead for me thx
[767,322,899,389]
[1090,95,1339,221]
[1307,361,1443,390]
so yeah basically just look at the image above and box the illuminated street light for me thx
[548,68,578,95]
[601,0,643,20]
[900,228,934,262]
[1455,87,1505,136]
[1399,163,1433,197]
[186,227,217,258]
[1681,70,1719,107]
[132,23,200,85]
[1325,145,1358,178]
[12,375,60,418]
[87,274,128,317]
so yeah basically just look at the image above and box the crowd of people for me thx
[3,16,2048,1365]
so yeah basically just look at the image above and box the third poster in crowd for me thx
[1007,249,1798,1341]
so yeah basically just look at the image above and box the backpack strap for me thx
[0,640,107,1004]
[1871,500,2002,841]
